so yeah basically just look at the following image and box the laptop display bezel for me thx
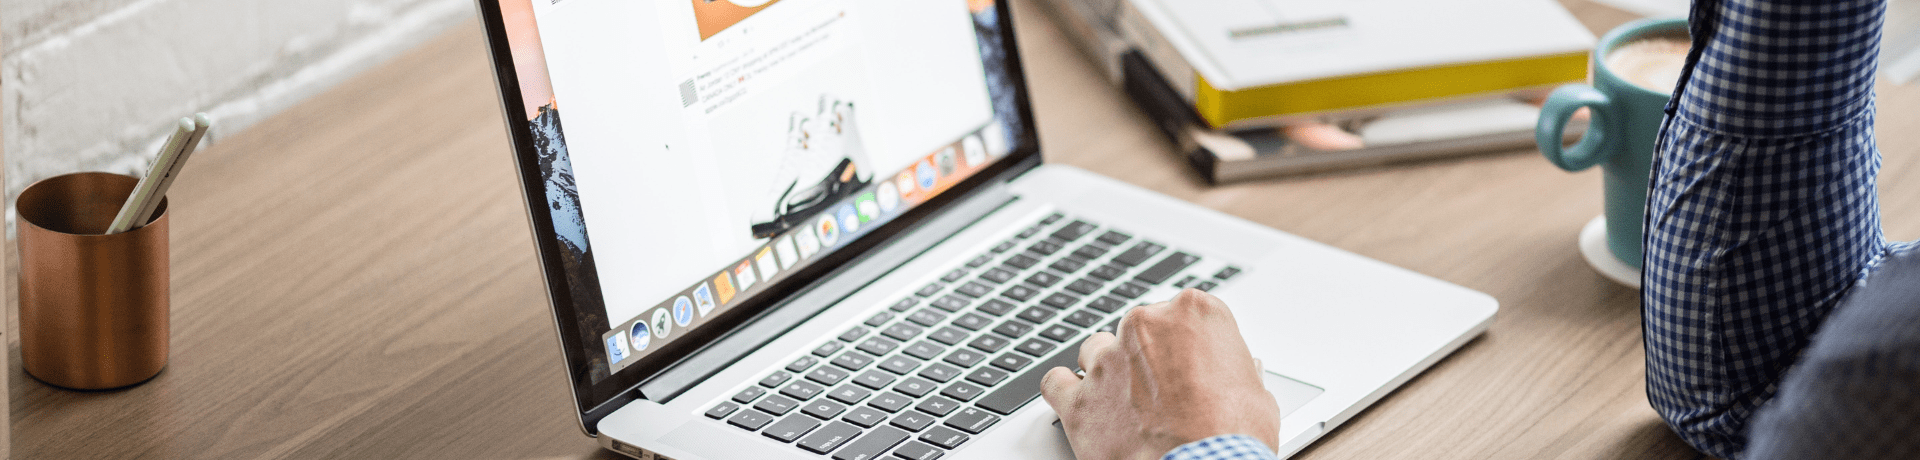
[473,0,1043,430]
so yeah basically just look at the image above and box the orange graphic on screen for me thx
[692,0,784,40]
[713,272,737,304]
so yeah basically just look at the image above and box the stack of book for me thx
[1036,0,1597,183]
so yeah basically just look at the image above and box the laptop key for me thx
[944,407,1000,434]
[1065,279,1104,296]
[1004,254,1040,269]
[1051,220,1098,241]
[764,413,822,443]
[755,395,800,416]
[790,356,822,373]
[728,409,775,430]
[1063,310,1102,328]
[992,321,1035,339]
[706,401,740,420]
[814,341,846,357]
[839,328,870,343]
[941,269,968,283]
[1016,306,1058,324]
[965,367,1008,386]
[1049,258,1087,274]
[833,426,912,460]
[889,298,919,312]
[1088,264,1126,281]
[760,372,792,388]
[952,312,992,331]
[965,254,993,268]
[1099,318,1122,334]
[879,356,921,375]
[869,392,913,413]
[1026,239,1064,256]
[882,323,925,341]
[1024,271,1063,288]
[804,399,849,419]
[764,414,825,442]
[1039,324,1080,343]
[1088,296,1127,314]
[832,352,875,371]
[1070,244,1109,260]
[1001,285,1039,302]
[1017,226,1042,239]
[976,299,1018,316]
[1015,339,1057,357]
[857,337,901,356]
[903,341,946,360]
[854,370,898,390]
[989,353,1032,372]
[927,327,968,345]
[894,377,937,397]
[977,340,1083,415]
[810,366,851,385]
[797,421,864,454]
[1041,292,1080,309]
[955,281,993,298]
[1172,275,1199,288]
[1135,252,1199,285]
[905,309,947,327]
[1111,241,1166,266]
[1214,266,1241,280]
[1110,282,1149,299]
[979,267,1016,284]
[782,380,826,400]
[918,426,970,449]
[1097,230,1132,246]
[942,349,986,368]
[1040,213,1065,225]
[843,406,890,428]
[734,386,767,403]
[1194,281,1219,291]
[866,311,897,327]
[931,295,971,312]
[828,385,873,404]
[891,411,936,432]
[918,363,962,383]
[915,396,961,417]
[941,382,985,402]
[991,241,1016,253]
[916,283,945,297]
[969,334,1010,353]
[892,441,944,460]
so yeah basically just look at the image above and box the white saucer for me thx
[1579,215,1642,288]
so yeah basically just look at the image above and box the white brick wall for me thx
[3,0,474,227]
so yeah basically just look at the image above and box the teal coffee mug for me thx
[1536,17,1687,282]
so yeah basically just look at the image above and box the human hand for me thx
[1040,289,1281,460]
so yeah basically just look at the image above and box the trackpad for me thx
[1263,371,1323,418]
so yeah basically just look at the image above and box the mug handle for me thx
[1536,84,1613,172]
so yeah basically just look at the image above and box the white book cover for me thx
[1127,0,1596,91]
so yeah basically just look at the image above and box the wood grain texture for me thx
[9,1,1918,458]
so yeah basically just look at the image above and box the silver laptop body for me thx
[475,1,1496,459]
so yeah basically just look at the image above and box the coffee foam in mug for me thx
[1605,35,1690,93]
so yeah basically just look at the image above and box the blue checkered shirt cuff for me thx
[1162,434,1280,460]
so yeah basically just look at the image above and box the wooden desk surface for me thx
[11,1,1918,458]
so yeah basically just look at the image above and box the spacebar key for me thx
[977,341,1082,415]
[831,426,910,460]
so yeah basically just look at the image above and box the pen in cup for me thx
[108,113,211,234]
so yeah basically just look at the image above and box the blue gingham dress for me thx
[1644,0,1915,457]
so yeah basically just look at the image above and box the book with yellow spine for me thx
[1115,0,1595,129]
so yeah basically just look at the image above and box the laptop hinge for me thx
[633,183,1021,403]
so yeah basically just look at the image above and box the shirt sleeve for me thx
[1162,434,1282,460]
[1642,0,1891,457]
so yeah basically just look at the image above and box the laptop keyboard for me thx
[704,212,1242,460]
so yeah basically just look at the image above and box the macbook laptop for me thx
[475,0,1497,459]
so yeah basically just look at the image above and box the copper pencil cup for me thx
[16,172,169,390]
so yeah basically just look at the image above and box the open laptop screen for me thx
[490,0,1032,389]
